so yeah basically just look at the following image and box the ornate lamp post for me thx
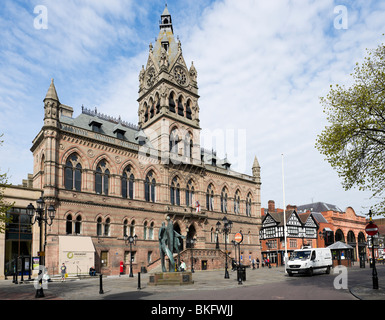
[26,196,56,298]
[215,221,221,249]
[216,216,232,279]
[124,234,138,277]
[189,238,196,273]
[367,210,379,289]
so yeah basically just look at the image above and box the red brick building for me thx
[13,6,262,277]
[260,201,367,266]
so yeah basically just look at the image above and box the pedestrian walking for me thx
[256,258,260,269]
[60,263,67,282]
[179,260,186,271]
[252,259,255,269]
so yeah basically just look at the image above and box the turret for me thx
[252,156,261,183]
[43,79,60,128]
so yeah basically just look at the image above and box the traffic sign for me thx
[365,223,379,236]
[234,232,243,243]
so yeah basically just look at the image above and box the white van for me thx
[286,248,332,276]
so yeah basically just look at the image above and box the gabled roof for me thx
[262,209,296,226]
[262,210,320,228]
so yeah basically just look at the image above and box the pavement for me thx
[0,264,384,301]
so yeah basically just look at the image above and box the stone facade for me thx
[26,6,262,276]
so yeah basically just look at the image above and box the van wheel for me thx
[326,266,330,274]
[308,268,313,276]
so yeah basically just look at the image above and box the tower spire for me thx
[160,3,173,33]
[44,78,59,102]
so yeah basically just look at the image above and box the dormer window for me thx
[115,129,125,140]
[89,120,102,133]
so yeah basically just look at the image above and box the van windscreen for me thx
[290,250,311,261]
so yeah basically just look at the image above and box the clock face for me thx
[146,68,156,88]
[174,66,187,86]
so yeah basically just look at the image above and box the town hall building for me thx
[21,6,262,276]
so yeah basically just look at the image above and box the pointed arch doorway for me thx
[186,224,196,248]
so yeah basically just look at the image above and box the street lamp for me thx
[367,210,379,289]
[26,196,56,298]
[189,238,196,273]
[217,216,232,279]
[124,234,138,277]
[215,221,221,250]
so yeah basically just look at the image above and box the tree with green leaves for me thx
[0,134,13,233]
[316,40,385,216]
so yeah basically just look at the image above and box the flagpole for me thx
[281,154,288,273]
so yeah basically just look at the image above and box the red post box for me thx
[120,261,124,274]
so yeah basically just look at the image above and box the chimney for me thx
[268,200,275,213]
[286,204,297,211]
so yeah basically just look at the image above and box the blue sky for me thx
[0,0,384,216]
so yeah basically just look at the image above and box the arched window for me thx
[149,222,154,240]
[177,96,184,116]
[64,154,82,191]
[75,215,82,234]
[95,160,109,195]
[144,221,148,240]
[335,229,345,242]
[123,219,128,237]
[221,187,228,213]
[169,128,179,153]
[185,179,194,207]
[144,102,149,122]
[155,93,160,114]
[104,217,111,236]
[170,176,180,206]
[186,100,192,120]
[97,217,103,236]
[149,98,154,118]
[246,193,252,216]
[184,132,193,158]
[169,92,176,113]
[206,184,214,211]
[130,220,135,236]
[66,214,72,234]
[122,166,135,199]
[145,171,156,202]
[234,190,240,214]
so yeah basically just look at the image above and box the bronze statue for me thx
[158,216,185,272]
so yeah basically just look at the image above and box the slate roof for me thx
[60,109,148,147]
[297,202,342,213]
[60,108,235,171]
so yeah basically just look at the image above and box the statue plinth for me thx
[148,272,194,286]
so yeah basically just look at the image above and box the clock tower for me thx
[138,5,200,162]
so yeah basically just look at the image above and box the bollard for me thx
[137,272,141,290]
[99,274,104,294]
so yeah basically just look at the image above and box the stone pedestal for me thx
[148,272,194,286]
